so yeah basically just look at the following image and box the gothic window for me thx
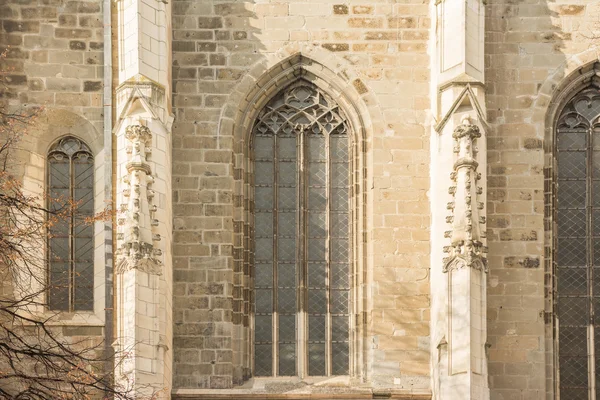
[252,82,351,377]
[556,88,600,399]
[47,137,94,312]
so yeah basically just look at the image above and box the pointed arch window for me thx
[47,137,94,312]
[252,82,351,377]
[556,88,600,399]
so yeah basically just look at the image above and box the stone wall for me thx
[1,0,105,132]
[485,1,600,399]
[171,0,432,391]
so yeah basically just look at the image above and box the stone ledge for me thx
[172,389,431,400]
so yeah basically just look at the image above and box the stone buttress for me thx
[430,0,490,399]
[113,0,173,396]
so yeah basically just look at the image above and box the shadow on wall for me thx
[171,0,268,389]
[484,0,600,399]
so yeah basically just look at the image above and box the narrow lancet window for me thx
[556,88,600,399]
[47,137,94,311]
[252,82,351,377]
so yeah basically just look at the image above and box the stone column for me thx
[430,0,489,399]
[113,0,173,396]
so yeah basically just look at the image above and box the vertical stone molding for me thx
[431,0,489,399]
[113,0,173,394]
[444,117,487,274]
[115,124,167,398]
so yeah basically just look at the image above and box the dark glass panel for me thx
[254,316,273,342]
[308,343,326,376]
[48,262,69,311]
[331,188,349,211]
[255,289,273,313]
[331,342,349,375]
[277,238,295,261]
[278,187,297,210]
[331,316,349,341]
[308,187,327,210]
[255,161,274,185]
[557,267,587,296]
[255,238,273,261]
[331,290,349,314]
[558,297,588,326]
[277,212,296,237]
[308,290,327,314]
[278,315,296,342]
[557,238,587,267]
[308,136,326,161]
[557,180,586,209]
[278,137,297,160]
[309,162,327,186]
[331,162,349,188]
[557,130,586,151]
[255,263,273,287]
[277,262,296,287]
[308,315,326,341]
[308,238,326,262]
[254,344,273,376]
[254,136,274,160]
[331,263,350,289]
[557,209,586,237]
[278,161,296,185]
[74,262,93,311]
[277,288,296,313]
[255,212,273,238]
[307,263,326,288]
[255,187,274,210]
[558,151,586,179]
[278,343,296,376]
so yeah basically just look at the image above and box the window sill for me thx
[21,310,104,327]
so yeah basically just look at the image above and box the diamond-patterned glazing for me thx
[252,81,350,377]
[556,89,600,397]
[48,137,94,312]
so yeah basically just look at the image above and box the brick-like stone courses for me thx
[0,0,104,133]
[485,2,597,398]
[172,0,431,390]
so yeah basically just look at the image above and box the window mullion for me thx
[70,155,75,312]
[325,130,332,377]
[273,133,279,377]
[298,127,307,378]
[589,126,596,400]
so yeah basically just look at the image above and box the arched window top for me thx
[557,88,600,130]
[48,136,93,161]
[252,82,349,138]
[47,135,94,312]
[251,81,351,377]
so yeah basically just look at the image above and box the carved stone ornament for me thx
[443,116,488,273]
[115,241,162,275]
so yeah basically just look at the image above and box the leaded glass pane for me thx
[48,137,94,312]
[309,315,326,341]
[255,187,273,209]
[255,344,273,376]
[556,89,600,397]
[278,315,296,342]
[278,343,296,376]
[332,343,349,375]
[254,136,274,160]
[308,344,326,376]
[252,82,350,377]
[255,316,273,342]
[558,151,586,178]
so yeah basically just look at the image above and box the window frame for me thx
[554,87,600,399]
[46,136,95,313]
[250,81,353,378]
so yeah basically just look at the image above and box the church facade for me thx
[2,0,600,398]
